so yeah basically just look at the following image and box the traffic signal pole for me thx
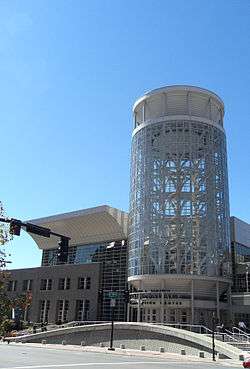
[0,217,70,244]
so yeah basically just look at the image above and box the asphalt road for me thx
[0,344,242,369]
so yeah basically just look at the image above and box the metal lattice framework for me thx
[128,86,230,279]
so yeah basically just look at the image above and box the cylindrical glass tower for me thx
[128,86,231,325]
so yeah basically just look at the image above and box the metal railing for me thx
[151,322,213,334]
[230,326,250,342]
[64,321,110,327]
[151,322,249,344]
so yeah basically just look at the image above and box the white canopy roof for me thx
[27,205,128,250]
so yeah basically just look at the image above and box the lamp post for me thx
[212,312,216,361]
[108,299,116,351]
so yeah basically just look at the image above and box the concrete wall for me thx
[11,322,243,360]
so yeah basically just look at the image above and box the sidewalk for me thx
[0,341,242,367]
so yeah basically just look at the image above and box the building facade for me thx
[128,86,231,326]
[4,85,249,330]
[6,206,128,324]
[7,263,100,323]
[230,216,250,326]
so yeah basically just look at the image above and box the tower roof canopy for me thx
[133,85,224,130]
[133,85,224,112]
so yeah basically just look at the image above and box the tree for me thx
[0,201,12,268]
[0,202,32,335]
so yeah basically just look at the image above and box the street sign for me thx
[110,299,116,307]
[107,291,120,299]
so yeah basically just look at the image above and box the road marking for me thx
[0,361,198,369]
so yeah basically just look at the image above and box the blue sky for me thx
[1,0,249,269]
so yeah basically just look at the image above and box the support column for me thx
[227,285,233,323]
[127,303,130,322]
[164,92,168,115]
[137,293,141,322]
[142,102,145,123]
[160,291,164,323]
[216,280,220,322]
[191,279,194,324]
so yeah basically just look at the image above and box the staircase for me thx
[160,323,250,353]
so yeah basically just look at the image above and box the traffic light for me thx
[98,289,103,302]
[220,291,228,303]
[9,219,22,236]
[124,290,130,303]
[57,237,69,263]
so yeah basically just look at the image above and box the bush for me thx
[0,319,15,336]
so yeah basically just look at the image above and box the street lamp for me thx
[212,312,216,361]
[108,298,116,351]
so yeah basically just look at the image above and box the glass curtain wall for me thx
[42,240,128,321]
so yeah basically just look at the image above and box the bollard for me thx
[181,349,186,355]
[199,352,205,358]
[159,347,165,353]
[239,354,245,361]
[80,341,85,346]
[120,344,125,349]
[100,342,105,347]
[140,346,146,351]
[62,340,66,345]
[41,340,46,345]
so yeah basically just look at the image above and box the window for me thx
[39,300,50,323]
[40,279,52,291]
[152,309,157,322]
[22,280,33,291]
[181,200,191,216]
[165,200,175,216]
[78,277,91,290]
[170,309,176,323]
[78,277,85,289]
[7,280,17,292]
[182,178,191,192]
[86,277,91,289]
[75,299,90,321]
[165,180,176,192]
[58,278,70,290]
[163,309,167,323]
[56,300,69,323]
[181,310,187,323]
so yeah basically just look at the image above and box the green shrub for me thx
[0,319,15,335]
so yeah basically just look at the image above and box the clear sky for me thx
[1,0,249,269]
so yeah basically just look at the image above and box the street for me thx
[0,344,242,369]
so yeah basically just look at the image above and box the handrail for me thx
[151,323,213,334]
[205,332,238,343]
[232,326,250,342]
